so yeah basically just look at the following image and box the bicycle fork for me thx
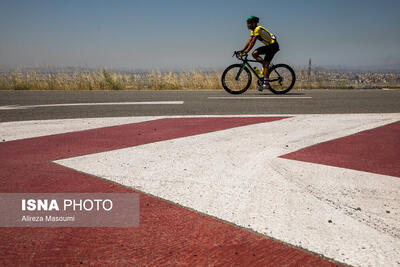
[235,64,246,80]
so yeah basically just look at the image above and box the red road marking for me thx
[0,117,336,266]
[281,121,400,178]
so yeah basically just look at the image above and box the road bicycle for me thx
[221,51,296,94]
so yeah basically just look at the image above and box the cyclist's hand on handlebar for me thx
[233,50,247,60]
[233,51,246,59]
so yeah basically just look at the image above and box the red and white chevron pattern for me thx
[1,114,399,266]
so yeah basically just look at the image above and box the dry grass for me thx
[0,67,398,90]
[0,68,224,90]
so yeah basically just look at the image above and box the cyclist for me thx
[240,16,280,91]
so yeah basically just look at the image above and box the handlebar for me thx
[233,51,248,61]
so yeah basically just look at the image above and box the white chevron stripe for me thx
[0,117,157,141]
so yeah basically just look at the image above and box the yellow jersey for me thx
[251,26,276,46]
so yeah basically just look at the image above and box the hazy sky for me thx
[0,0,399,70]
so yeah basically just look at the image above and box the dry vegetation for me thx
[0,67,399,90]
[0,68,225,90]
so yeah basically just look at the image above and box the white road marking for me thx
[0,117,159,142]
[0,101,184,110]
[54,114,400,267]
[208,96,312,99]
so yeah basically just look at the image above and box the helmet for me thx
[246,16,259,23]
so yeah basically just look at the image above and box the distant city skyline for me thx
[0,0,399,71]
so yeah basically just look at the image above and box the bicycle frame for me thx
[235,55,282,84]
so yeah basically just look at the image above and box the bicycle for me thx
[221,51,296,94]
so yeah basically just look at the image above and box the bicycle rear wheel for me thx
[221,64,252,94]
[268,64,296,94]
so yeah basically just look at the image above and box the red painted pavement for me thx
[281,121,400,178]
[0,117,336,266]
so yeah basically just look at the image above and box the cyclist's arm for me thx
[241,37,252,52]
[242,36,257,54]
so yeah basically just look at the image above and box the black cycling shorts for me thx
[254,42,280,62]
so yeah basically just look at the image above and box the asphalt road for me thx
[0,89,399,122]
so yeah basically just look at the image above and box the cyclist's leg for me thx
[262,60,270,79]
[252,47,266,66]
[263,42,280,78]
[253,47,269,90]
[253,46,269,80]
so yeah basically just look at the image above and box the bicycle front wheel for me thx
[221,64,252,94]
[268,64,296,94]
